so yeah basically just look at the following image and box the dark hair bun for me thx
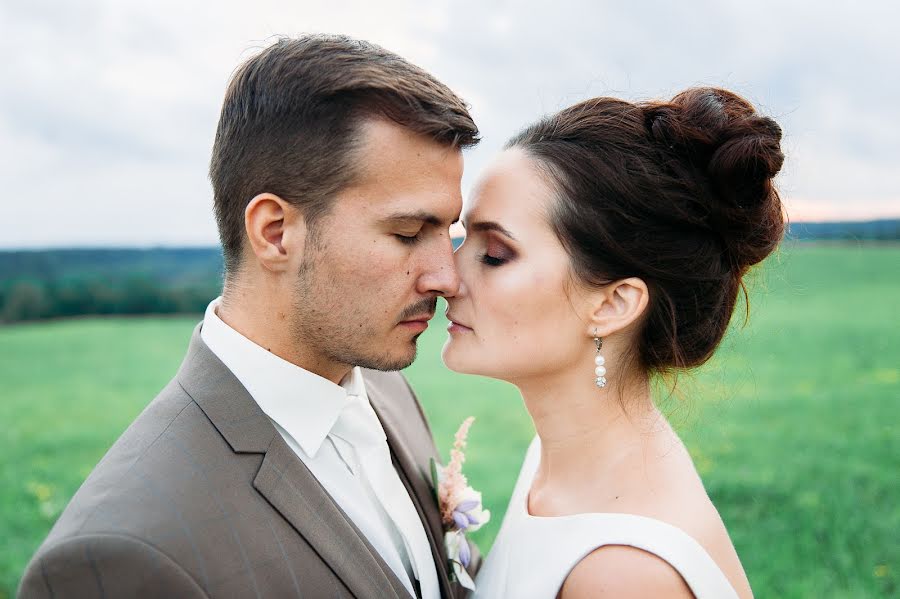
[508,86,785,373]
[644,88,785,269]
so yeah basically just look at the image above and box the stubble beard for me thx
[290,250,423,373]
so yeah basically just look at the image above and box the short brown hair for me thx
[209,34,479,274]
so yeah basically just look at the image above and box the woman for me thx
[443,87,784,598]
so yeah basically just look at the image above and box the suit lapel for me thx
[365,377,455,599]
[253,434,410,599]
[177,325,411,599]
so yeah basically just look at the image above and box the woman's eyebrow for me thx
[460,219,518,241]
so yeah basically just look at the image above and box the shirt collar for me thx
[200,297,368,458]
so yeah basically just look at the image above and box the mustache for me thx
[398,297,438,321]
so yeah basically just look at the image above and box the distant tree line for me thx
[0,248,223,324]
[1,219,897,324]
[786,219,900,241]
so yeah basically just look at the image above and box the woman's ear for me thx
[244,193,307,272]
[584,277,649,338]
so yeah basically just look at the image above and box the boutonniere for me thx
[430,416,490,591]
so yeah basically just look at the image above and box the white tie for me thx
[330,395,440,599]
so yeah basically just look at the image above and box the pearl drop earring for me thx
[594,330,607,388]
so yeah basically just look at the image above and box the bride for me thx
[443,87,784,598]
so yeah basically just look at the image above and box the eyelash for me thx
[397,232,507,265]
[395,233,421,245]
[480,254,507,267]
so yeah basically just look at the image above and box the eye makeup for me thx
[480,234,516,266]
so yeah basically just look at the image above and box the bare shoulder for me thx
[645,446,752,591]
[559,545,694,599]
[606,432,754,597]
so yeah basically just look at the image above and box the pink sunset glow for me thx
[783,198,900,223]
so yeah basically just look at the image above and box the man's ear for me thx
[585,277,649,338]
[244,193,307,272]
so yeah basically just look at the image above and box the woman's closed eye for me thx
[480,253,507,266]
[480,237,515,266]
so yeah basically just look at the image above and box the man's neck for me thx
[217,291,351,385]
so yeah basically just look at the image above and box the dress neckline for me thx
[475,436,742,599]
[515,436,734,568]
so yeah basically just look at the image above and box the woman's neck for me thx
[517,368,670,503]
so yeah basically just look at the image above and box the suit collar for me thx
[200,298,368,458]
[176,323,276,453]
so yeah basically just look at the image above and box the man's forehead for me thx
[354,118,464,173]
[337,119,464,225]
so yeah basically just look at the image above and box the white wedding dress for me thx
[473,436,739,598]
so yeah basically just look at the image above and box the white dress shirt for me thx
[200,298,439,599]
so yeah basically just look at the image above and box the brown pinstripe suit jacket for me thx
[18,324,480,598]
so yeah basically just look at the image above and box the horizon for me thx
[0,216,897,252]
[4,197,896,251]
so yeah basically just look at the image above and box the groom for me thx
[19,35,480,598]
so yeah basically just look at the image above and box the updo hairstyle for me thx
[507,87,785,373]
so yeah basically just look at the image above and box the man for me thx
[19,35,480,598]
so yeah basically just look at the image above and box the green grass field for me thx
[1,243,898,598]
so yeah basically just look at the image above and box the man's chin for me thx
[355,343,418,372]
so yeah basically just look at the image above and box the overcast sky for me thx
[2,0,898,248]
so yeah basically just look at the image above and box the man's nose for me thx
[417,235,461,297]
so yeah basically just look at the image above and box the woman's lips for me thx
[447,320,473,334]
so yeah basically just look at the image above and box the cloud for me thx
[1,0,898,247]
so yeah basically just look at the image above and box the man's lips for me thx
[399,313,434,324]
[398,313,434,332]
